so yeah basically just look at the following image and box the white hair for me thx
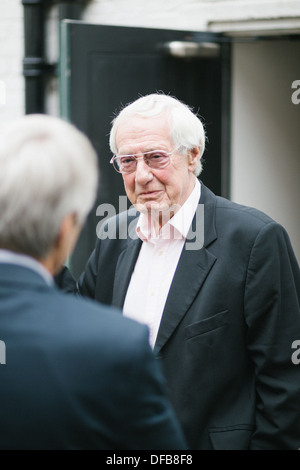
[109,93,206,176]
[0,114,98,258]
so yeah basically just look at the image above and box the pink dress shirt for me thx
[123,179,201,348]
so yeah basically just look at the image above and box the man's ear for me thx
[55,213,80,253]
[40,213,80,276]
[50,213,80,275]
[188,147,201,172]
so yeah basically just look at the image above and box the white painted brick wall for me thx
[0,0,24,128]
[83,0,300,31]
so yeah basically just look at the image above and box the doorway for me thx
[231,37,300,261]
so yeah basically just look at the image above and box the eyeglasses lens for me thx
[116,151,170,174]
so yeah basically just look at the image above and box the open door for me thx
[59,21,231,278]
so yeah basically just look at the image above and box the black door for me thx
[59,21,231,278]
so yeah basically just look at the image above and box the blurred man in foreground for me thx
[0,114,187,450]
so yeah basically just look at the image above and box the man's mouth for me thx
[138,190,161,198]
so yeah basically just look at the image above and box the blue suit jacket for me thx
[59,182,300,450]
[0,264,187,450]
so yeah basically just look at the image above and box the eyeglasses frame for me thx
[110,147,181,174]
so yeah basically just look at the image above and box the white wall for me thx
[231,40,300,261]
[0,1,24,127]
[83,0,300,33]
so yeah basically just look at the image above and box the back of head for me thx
[0,114,98,258]
[109,93,206,176]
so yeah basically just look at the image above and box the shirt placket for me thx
[144,240,167,347]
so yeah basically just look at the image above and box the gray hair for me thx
[109,93,206,176]
[0,114,98,258]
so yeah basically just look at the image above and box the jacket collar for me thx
[0,263,53,290]
[112,220,142,309]
[0,250,53,286]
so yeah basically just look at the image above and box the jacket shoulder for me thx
[215,194,275,227]
[200,182,287,244]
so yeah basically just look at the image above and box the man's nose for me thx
[135,157,153,184]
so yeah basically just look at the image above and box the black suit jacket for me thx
[58,182,300,449]
[0,264,187,450]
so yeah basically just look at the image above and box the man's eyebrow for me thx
[120,148,167,156]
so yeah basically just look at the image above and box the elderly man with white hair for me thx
[58,93,300,450]
[0,114,187,450]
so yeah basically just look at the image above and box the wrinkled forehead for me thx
[115,113,173,155]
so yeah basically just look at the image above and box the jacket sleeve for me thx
[54,265,78,294]
[54,233,104,300]
[244,221,300,449]
[77,241,100,299]
[54,257,98,298]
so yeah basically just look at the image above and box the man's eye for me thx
[121,157,135,165]
[148,153,166,162]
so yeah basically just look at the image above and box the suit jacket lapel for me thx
[112,218,142,309]
[154,182,218,353]
[154,248,216,353]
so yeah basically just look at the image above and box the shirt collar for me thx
[136,178,201,243]
[0,249,54,286]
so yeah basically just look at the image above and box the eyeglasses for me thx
[110,148,179,174]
